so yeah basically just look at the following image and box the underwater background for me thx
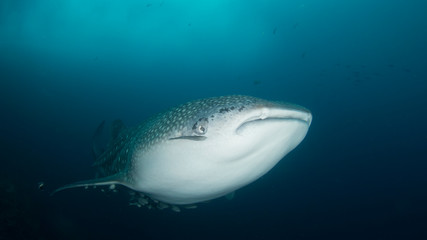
[1,0,426,239]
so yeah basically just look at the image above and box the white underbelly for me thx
[131,120,309,205]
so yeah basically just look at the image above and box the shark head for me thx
[131,96,312,204]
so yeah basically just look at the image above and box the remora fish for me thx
[53,95,312,205]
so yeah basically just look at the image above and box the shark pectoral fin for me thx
[169,136,207,141]
[50,174,125,196]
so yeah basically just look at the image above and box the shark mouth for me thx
[236,107,312,135]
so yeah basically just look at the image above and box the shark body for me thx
[53,95,312,205]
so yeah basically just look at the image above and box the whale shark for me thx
[53,95,312,208]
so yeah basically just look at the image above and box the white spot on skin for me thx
[171,206,181,212]
[184,205,197,209]
[138,197,149,205]
[157,202,169,210]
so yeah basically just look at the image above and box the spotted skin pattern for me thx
[95,95,269,181]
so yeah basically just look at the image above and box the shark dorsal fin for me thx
[92,120,106,159]
[111,119,125,140]
[92,120,127,160]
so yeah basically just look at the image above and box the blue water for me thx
[1,0,426,239]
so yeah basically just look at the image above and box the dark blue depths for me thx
[1,0,426,239]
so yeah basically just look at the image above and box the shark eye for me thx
[193,118,208,135]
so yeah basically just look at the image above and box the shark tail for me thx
[50,174,125,196]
